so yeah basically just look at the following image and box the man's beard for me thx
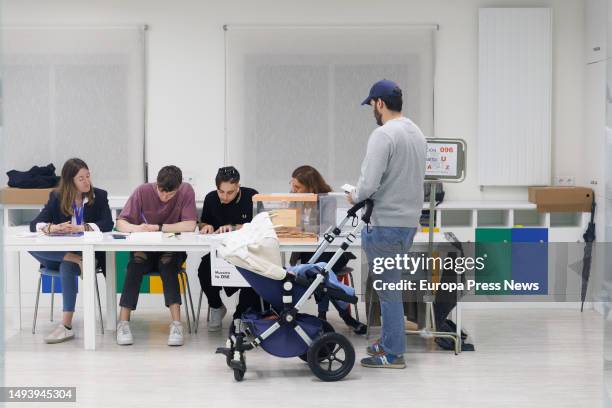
[373,106,383,126]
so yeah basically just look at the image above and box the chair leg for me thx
[94,274,104,335]
[349,271,359,322]
[180,272,192,334]
[33,275,42,334]
[195,289,204,333]
[184,272,196,332]
[50,277,55,322]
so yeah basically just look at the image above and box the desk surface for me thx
[4,227,450,251]
[2,199,540,211]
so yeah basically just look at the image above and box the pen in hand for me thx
[139,211,158,232]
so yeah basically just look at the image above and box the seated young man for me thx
[197,166,263,331]
[115,165,197,346]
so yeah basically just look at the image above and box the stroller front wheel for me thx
[307,332,355,382]
[299,320,335,362]
[233,368,245,381]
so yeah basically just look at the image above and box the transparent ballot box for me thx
[318,192,355,236]
[252,193,319,243]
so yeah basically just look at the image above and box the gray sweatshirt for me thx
[352,117,427,227]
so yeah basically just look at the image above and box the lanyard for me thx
[72,202,84,225]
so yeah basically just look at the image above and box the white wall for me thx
[2,0,586,201]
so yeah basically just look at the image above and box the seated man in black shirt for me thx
[197,166,262,331]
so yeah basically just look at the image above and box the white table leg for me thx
[82,246,96,350]
[105,251,117,332]
[17,252,22,331]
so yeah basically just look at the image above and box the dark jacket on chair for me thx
[29,188,114,272]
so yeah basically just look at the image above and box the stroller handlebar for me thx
[347,199,374,224]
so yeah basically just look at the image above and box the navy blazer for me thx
[29,187,114,233]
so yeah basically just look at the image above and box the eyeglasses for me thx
[217,166,239,178]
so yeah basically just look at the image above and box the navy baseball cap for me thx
[361,79,402,106]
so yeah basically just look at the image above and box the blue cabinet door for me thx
[511,228,548,295]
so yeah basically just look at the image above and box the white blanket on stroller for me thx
[216,212,287,280]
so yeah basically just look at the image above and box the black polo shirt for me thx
[200,187,258,230]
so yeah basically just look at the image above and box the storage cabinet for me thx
[476,228,548,295]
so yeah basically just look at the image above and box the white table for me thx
[4,231,99,349]
[94,232,216,341]
[5,229,459,350]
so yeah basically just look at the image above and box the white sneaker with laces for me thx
[208,305,227,332]
[44,324,74,344]
[168,321,184,346]
[116,320,134,345]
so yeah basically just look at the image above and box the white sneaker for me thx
[116,321,134,345]
[44,324,74,344]
[208,305,227,332]
[168,321,184,346]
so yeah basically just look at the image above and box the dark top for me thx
[8,163,59,189]
[29,187,114,232]
[201,187,258,230]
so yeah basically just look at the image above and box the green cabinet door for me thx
[475,228,512,295]
[116,252,150,293]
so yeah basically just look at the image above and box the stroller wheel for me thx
[307,332,355,382]
[229,352,247,380]
[226,351,233,368]
[298,320,335,362]
[233,368,245,381]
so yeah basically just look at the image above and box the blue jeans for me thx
[362,226,417,355]
[29,251,80,313]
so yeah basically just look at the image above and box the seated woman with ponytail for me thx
[29,158,113,343]
[289,165,367,335]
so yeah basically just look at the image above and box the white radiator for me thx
[478,8,552,186]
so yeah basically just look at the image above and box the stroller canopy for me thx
[216,212,286,280]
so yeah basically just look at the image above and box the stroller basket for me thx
[241,311,322,358]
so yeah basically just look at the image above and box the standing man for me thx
[197,166,263,331]
[349,80,427,368]
[115,165,197,346]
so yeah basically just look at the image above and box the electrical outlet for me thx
[555,176,575,186]
[183,173,197,188]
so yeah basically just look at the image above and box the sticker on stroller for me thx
[210,248,250,287]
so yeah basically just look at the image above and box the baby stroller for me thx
[215,199,373,382]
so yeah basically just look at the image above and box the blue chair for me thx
[32,266,105,335]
